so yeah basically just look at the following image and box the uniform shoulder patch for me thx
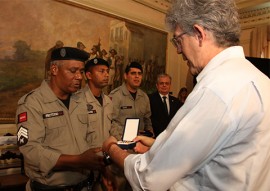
[17,126,28,146]
[18,112,27,123]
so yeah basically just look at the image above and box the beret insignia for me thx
[60,48,66,57]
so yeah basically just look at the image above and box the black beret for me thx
[85,58,109,72]
[51,47,89,62]
[125,61,143,73]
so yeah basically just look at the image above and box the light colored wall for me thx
[239,4,270,58]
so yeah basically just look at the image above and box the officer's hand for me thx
[80,148,104,170]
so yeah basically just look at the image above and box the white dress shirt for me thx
[124,46,270,191]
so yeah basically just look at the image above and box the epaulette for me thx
[72,89,84,102]
[109,86,121,95]
[74,89,83,95]
[17,90,35,105]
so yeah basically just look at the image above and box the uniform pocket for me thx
[107,112,112,121]
[139,103,148,117]
[78,114,88,125]
[88,112,98,128]
[86,113,96,143]
[77,114,89,132]
[44,116,67,145]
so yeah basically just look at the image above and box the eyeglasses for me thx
[158,82,170,86]
[170,32,187,48]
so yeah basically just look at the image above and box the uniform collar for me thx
[121,83,144,97]
[83,85,110,106]
[40,80,81,104]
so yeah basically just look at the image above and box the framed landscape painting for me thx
[0,0,167,123]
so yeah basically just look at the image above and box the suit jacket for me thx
[149,91,181,137]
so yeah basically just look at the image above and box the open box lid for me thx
[122,118,140,141]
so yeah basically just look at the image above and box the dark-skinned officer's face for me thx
[51,60,84,96]
[86,65,109,89]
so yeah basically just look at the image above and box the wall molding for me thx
[239,6,270,28]
[133,0,270,29]
[132,0,171,13]
[56,0,167,32]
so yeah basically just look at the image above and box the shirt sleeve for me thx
[110,92,124,140]
[124,88,235,190]
[16,97,61,177]
[143,96,153,132]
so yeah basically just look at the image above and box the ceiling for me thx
[134,0,270,13]
[236,0,270,12]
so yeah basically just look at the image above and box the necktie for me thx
[162,96,169,115]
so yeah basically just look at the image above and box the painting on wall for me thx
[0,0,167,124]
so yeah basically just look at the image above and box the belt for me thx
[30,179,90,191]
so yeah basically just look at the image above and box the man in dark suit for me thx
[149,73,181,137]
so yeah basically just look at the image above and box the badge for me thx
[87,104,93,111]
[120,106,132,109]
[18,112,27,123]
[43,111,64,119]
[17,126,28,146]
[94,58,98,64]
[60,48,66,57]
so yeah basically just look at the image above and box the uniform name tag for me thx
[43,111,64,119]
[88,110,97,114]
[121,106,132,109]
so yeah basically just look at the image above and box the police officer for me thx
[109,61,153,140]
[82,58,115,191]
[83,58,112,148]
[16,47,105,191]
[108,62,153,191]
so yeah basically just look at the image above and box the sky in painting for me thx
[0,0,112,59]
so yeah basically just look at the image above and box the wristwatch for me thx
[103,152,112,166]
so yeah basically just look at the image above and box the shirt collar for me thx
[197,46,244,83]
[159,93,169,99]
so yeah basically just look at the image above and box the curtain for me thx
[250,25,270,58]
